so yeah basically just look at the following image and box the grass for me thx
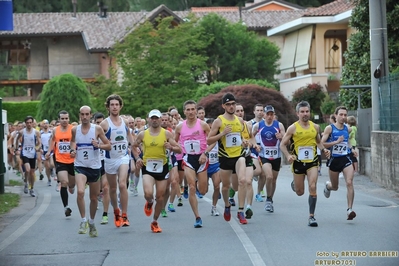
[0,193,20,215]
[8,180,23,186]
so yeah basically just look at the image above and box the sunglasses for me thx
[224,102,236,107]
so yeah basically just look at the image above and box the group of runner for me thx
[6,92,358,236]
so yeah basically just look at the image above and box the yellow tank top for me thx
[218,115,243,158]
[241,122,251,140]
[143,128,167,166]
[291,121,318,163]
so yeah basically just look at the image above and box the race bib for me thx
[58,142,71,154]
[111,141,127,155]
[264,147,278,159]
[225,133,242,148]
[23,145,35,156]
[209,151,218,164]
[43,144,49,151]
[298,146,314,161]
[332,141,348,155]
[146,159,163,173]
[184,140,200,154]
[77,145,94,161]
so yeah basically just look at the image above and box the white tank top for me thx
[41,130,52,152]
[74,124,101,169]
[105,117,128,159]
[21,128,37,159]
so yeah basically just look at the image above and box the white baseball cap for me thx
[148,109,162,118]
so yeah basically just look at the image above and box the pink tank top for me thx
[179,119,207,155]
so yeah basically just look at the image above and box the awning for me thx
[279,31,298,73]
[294,26,313,71]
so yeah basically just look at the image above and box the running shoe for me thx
[122,215,130,227]
[161,209,168,218]
[56,183,61,192]
[144,201,153,217]
[291,181,296,192]
[318,170,322,176]
[196,189,203,199]
[264,201,274,212]
[101,216,108,225]
[129,183,135,192]
[347,209,356,220]
[194,217,203,228]
[228,198,236,207]
[68,186,75,194]
[237,212,248,224]
[39,173,44,180]
[224,206,231,221]
[114,209,122,227]
[211,206,219,216]
[260,190,266,197]
[47,180,51,186]
[308,216,318,227]
[151,221,162,233]
[255,194,264,202]
[177,197,183,207]
[183,187,188,199]
[253,175,259,182]
[89,223,98,237]
[245,208,253,219]
[78,221,88,234]
[65,207,72,217]
[29,189,36,197]
[97,192,103,202]
[168,203,176,212]
[24,183,28,194]
[133,187,138,197]
[324,181,331,198]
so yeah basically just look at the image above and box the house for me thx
[0,0,354,102]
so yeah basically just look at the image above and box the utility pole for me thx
[369,0,389,131]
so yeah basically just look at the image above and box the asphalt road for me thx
[0,165,398,266]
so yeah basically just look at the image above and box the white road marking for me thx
[203,197,268,266]
[0,193,51,252]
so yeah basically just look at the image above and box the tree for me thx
[198,14,280,84]
[198,85,297,128]
[341,0,399,109]
[87,74,121,115]
[291,83,325,119]
[36,73,92,122]
[112,15,209,116]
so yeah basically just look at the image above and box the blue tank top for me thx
[328,124,350,158]
[258,120,281,159]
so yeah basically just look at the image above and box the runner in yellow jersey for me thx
[207,93,253,225]
[280,101,330,227]
[134,109,182,233]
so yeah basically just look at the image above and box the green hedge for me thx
[2,101,40,123]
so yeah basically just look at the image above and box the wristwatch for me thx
[204,151,209,157]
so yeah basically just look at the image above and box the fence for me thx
[379,72,399,131]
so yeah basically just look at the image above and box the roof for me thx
[243,0,306,11]
[191,7,239,12]
[175,10,306,30]
[303,0,355,16]
[0,12,146,51]
[0,1,354,51]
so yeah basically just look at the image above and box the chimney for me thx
[97,1,108,18]
[72,0,77,17]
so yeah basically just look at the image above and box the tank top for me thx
[142,128,167,172]
[258,120,281,159]
[291,121,318,163]
[349,126,357,147]
[218,115,243,158]
[179,119,207,155]
[74,124,101,168]
[105,117,129,159]
[329,124,350,158]
[21,128,37,159]
[41,130,52,152]
[54,125,74,164]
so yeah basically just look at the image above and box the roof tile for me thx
[303,0,355,16]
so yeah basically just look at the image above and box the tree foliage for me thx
[198,14,280,84]
[341,0,399,109]
[111,15,209,116]
[291,83,325,118]
[36,73,92,122]
[198,85,297,128]
[194,78,276,101]
[88,74,121,116]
